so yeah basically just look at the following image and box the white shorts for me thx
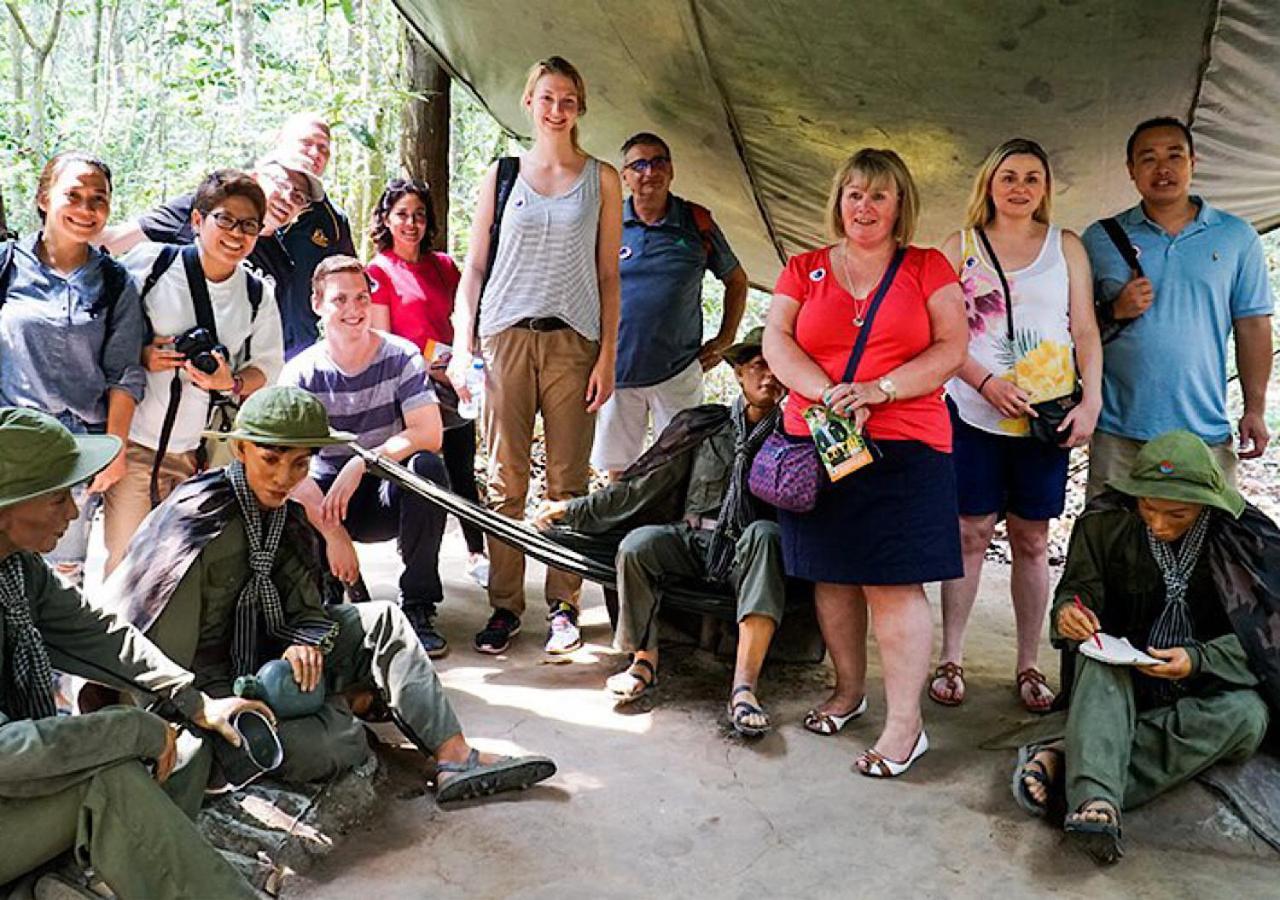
[592,358,704,472]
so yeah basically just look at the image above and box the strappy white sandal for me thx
[802,696,868,735]
[855,730,929,778]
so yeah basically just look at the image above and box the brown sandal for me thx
[927,662,965,707]
[1016,667,1055,714]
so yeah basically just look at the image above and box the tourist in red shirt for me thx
[763,148,967,778]
[368,179,488,585]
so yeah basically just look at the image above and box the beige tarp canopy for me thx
[394,0,1280,286]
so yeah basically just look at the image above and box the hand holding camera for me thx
[148,327,235,391]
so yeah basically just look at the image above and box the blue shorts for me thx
[949,404,1069,521]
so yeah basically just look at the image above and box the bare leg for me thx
[934,514,996,703]
[1007,514,1051,673]
[813,582,868,715]
[864,583,932,761]
[729,615,778,731]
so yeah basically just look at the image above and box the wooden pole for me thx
[400,27,450,250]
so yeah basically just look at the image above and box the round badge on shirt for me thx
[809,267,827,282]
[619,246,634,260]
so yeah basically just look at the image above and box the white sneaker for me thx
[544,602,582,654]
[466,554,490,589]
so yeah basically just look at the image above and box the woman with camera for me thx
[0,151,146,586]
[102,169,285,574]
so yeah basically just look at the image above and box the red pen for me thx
[1074,594,1103,650]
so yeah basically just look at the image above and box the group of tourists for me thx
[1,51,1277,895]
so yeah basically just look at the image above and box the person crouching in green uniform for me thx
[1012,430,1279,864]
[99,386,555,801]
[0,407,266,899]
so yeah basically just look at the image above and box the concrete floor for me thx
[278,523,1277,899]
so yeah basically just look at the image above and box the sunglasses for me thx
[623,156,671,174]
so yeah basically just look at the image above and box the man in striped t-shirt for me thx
[282,256,452,656]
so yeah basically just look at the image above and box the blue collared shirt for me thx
[616,194,741,388]
[1082,197,1274,443]
[0,233,147,427]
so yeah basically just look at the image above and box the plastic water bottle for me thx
[457,358,486,420]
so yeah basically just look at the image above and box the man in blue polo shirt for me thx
[1082,117,1274,498]
[593,132,749,478]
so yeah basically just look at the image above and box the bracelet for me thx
[977,373,994,394]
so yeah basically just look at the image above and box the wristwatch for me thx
[877,376,898,403]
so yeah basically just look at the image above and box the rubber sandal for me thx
[435,749,557,804]
[727,684,771,738]
[855,730,929,778]
[803,696,868,735]
[1015,667,1055,714]
[606,658,658,703]
[1065,799,1124,865]
[1012,743,1062,818]
[927,662,965,707]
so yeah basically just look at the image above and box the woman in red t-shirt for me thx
[368,179,488,585]
[763,148,967,778]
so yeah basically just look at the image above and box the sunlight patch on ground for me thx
[441,665,653,735]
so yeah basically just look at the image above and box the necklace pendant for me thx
[852,315,865,327]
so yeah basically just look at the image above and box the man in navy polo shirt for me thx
[1082,116,1274,498]
[592,132,749,478]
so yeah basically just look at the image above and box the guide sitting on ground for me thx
[535,327,788,737]
[98,386,556,801]
[0,406,266,899]
[1010,430,1278,865]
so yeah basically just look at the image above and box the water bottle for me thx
[457,358,486,420]
[233,658,325,719]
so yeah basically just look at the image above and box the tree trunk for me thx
[90,0,103,110]
[8,9,24,135]
[6,0,66,155]
[231,0,256,111]
[400,26,451,250]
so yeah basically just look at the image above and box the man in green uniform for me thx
[1012,430,1278,864]
[0,407,264,899]
[101,386,555,801]
[536,327,787,737]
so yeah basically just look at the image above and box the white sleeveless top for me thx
[479,156,602,341]
[947,225,1075,436]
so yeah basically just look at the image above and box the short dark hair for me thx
[1126,117,1195,162]
[193,169,267,221]
[620,132,671,159]
[35,151,113,222]
[369,178,437,253]
[312,254,371,299]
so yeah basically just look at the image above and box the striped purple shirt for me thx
[280,332,436,481]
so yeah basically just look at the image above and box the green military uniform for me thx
[560,401,785,654]
[0,409,254,899]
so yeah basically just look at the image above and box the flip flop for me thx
[727,684,771,738]
[1012,743,1062,818]
[803,696,868,735]
[1065,799,1124,865]
[606,658,658,703]
[435,749,557,804]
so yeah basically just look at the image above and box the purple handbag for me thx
[748,429,824,512]
[748,247,906,514]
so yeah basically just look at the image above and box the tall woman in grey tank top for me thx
[449,56,623,655]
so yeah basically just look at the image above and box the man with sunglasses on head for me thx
[101,169,285,576]
[98,153,321,358]
[592,132,749,479]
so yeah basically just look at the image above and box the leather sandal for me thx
[435,748,557,804]
[928,662,965,706]
[1016,667,1055,714]
[727,684,771,738]
[855,730,929,778]
[606,658,657,703]
[1065,798,1123,865]
[803,696,868,735]
[1012,742,1062,817]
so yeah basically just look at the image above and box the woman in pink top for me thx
[368,179,488,584]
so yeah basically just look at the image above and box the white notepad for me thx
[1077,633,1165,667]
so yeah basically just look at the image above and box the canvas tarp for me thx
[393,0,1280,286]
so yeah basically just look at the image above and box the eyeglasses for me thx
[262,168,309,208]
[207,211,264,236]
[623,156,671,174]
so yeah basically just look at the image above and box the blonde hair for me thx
[522,56,588,153]
[963,138,1053,229]
[826,148,919,245]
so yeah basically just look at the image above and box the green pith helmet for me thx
[203,386,354,447]
[1107,429,1245,518]
[0,407,120,508]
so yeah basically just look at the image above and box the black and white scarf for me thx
[0,555,57,721]
[1145,509,1212,701]
[228,461,336,676]
[704,399,780,583]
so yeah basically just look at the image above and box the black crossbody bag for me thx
[975,227,1082,446]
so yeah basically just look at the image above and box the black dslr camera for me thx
[173,327,229,376]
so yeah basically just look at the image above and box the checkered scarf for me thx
[227,461,336,676]
[0,555,57,720]
[1145,509,1211,702]
[705,398,780,583]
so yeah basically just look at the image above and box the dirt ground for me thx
[282,523,1278,900]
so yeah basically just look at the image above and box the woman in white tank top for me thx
[931,139,1103,715]
[449,57,623,655]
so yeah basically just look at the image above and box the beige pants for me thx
[102,441,198,576]
[1086,430,1238,501]
[481,326,599,614]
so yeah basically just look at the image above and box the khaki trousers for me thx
[481,326,599,614]
[1086,430,1238,501]
[102,441,198,576]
